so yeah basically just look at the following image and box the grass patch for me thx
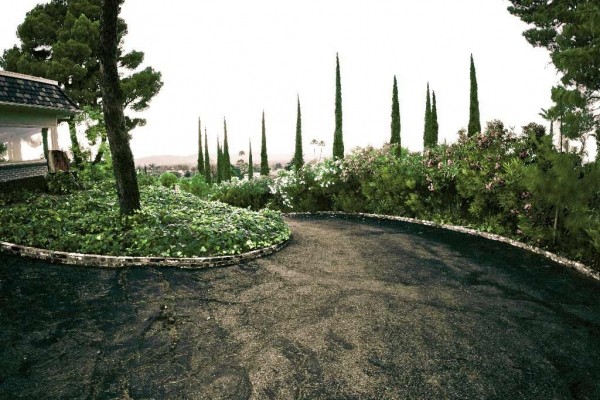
[0,183,290,257]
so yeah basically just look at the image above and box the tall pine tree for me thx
[197,117,204,175]
[248,139,254,180]
[431,91,439,146]
[468,54,481,136]
[293,96,304,170]
[333,53,344,159]
[260,111,269,175]
[390,75,401,149]
[508,0,600,157]
[204,128,211,184]
[423,83,434,149]
[223,118,231,181]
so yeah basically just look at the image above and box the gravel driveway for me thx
[1,215,599,399]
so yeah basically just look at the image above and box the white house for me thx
[0,70,79,184]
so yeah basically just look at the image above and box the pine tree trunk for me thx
[553,206,559,244]
[92,135,107,165]
[68,120,84,167]
[99,0,140,215]
[596,128,600,163]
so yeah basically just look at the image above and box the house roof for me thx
[0,70,79,113]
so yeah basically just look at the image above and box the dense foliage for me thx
[169,120,599,269]
[508,1,600,159]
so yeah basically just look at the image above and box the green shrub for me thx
[211,176,272,210]
[46,171,81,194]
[159,172,178,188]
[180,174,212,198]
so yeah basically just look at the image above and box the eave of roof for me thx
[0,100,79,115]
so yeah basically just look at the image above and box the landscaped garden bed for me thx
[0,180,290,258]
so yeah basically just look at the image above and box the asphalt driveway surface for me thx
[1,215,599,399]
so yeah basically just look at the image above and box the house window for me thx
[0,126,53,162]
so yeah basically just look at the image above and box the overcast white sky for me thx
[2,0,569,160]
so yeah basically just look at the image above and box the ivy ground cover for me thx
[0,184,290,258]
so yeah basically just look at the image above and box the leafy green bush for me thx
[46,171,82,194]
[0,184,290,257]
[210,176,272,210]
[180,174,212,198]
[159,172,178,188]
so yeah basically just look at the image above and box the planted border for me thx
[285,211,600,282]
[0,237,290,269]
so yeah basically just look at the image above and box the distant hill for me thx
[135,153,294,167]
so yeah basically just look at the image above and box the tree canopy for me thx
[508,0,600,154]
[1,0,163,134]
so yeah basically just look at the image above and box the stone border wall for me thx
[0,238,290,269]
[285,211,600,282]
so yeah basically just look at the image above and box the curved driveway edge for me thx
[285,211,600,282]
[0,238,290,269]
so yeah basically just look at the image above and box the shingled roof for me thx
[0,71,79,113]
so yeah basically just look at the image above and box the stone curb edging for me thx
[0,238,290,269]
[284,211,600,282]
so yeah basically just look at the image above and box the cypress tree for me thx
[333,53,344,159]
[197,117,204,175]
[431,90,439,146]
[260,111,269,175]
[293,96,304,169]
[468,54,481,136]
[223,118,231,181]
[248,139,254,180]
[216,138,222,184]
[390,75,401,148]
[423,83,433,149]
[204,128,211,184]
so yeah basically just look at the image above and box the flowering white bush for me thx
[268,161,341,211]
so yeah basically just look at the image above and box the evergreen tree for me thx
[248,139,254,180]
[223,118,232,181]
[216,139,222,184]
[423,83,434,149]
[508,0,599,153]
[468,54,481,136]
[1,0,163,168]
[333,53,344,159]
[260,111,269,175]
[431,91,439,145]
[390,75,401,149]
[294,96,304,169]
[204,128,211,184]
[197,117,204,175]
